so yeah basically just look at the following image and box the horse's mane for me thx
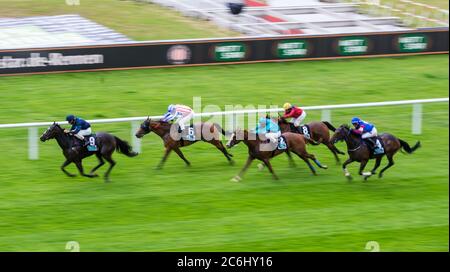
[340,124,350,130]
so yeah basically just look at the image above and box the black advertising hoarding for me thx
[0,29,448,76]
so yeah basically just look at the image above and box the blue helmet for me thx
[66,115,75,122]
[167,104,175,112]
[351,117,361,124]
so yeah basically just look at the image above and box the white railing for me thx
[0,97,448,160]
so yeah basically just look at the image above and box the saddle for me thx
[364,137,385,156]
[277,136,288,150]
[71,134,98,152]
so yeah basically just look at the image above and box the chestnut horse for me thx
[278,117,345,164]
[226,129,327,181]
[135,118,233,169]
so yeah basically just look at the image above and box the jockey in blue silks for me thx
[254,116,281,145]
[351,117,381,152]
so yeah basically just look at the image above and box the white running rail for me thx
[0,97,448,159]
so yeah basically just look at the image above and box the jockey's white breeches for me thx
[176,111,194,131]
[362,127,377,139]
[75,127,92,140]
[266,131,281,143]
[292,111,307,127]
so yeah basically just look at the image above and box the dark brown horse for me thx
[330,124,420,181]
[226,129,327,181]
[135,118,233,169]
[278,117,345,163]
[40,123,138,182]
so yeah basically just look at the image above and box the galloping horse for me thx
[226,129,327,181]
[278,117,345,163]
[330,124,420,181]
[135,118,233,169]
[40,123,138,182]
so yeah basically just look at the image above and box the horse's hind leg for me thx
[378,155,394,178]
[61,160,76,177]
[173,147,191,167]
[89,153,105,176]
[262,159,279,180]
[286,151,296,168]
[74,160,96,178]
[102,154,116,183]
[304,152,328,169]
[231,155,254,182]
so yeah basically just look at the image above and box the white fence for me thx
[0,98,448,160]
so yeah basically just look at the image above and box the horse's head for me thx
[40,122,63,142]
[226,128,247,148]
[135,117,152,138]
[330,124,350,144]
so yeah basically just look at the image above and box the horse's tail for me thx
[398,139,421,154]
[322,121,336,132]
[114,136,138,157]
[213,123,227,136]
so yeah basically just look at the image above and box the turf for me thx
[0,55,448,251]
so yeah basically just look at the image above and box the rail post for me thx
[131,121,141,153]
[412,103,422,135]
[28,127,39,160]
[321,109,331,122]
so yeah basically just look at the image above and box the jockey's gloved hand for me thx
[64,129,70,133]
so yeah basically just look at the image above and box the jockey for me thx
[351,117,379,151]
[254,116,281,145]
[161,104,194,133]
[65,115,92,141]
[282,102,307,128]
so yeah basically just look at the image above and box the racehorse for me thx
[330,124,421,181]
[277,117,345,164]
[226,129,328,181]
[135,118,234,169]
[40,122,138,182]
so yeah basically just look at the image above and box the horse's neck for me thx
[153,124,170,138]
[345,132,361,149]
[55,131,71,149]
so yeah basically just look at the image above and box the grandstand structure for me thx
[145,0,413,35]
[0,14,132,49]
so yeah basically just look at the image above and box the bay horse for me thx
[40,123,138,182]
[135,118,233,169]
[330,124,421,181]
[226,129,327,181]
[278,117,345,163]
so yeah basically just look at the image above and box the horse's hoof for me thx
[230,176,241,182]
[68,174,76,178]
[273,176,280,180]
[346,175,353,181]
[104,178,111,183]
[257,163,264,171]
[229,160,235,166]
[90,173,99,177]
[322,165,328,169]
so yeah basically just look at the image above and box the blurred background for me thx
[0,0,448,252]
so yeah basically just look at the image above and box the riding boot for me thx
[365,137,376,151]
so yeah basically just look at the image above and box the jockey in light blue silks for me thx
[351,117,383,154]
[253,116,281,145]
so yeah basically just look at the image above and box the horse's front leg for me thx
[231,155,254,182]
[156,147,172,170]
[342,158,354,181]
[262,159,279,180]
[74,160,96,178]
[61,159,76,177]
